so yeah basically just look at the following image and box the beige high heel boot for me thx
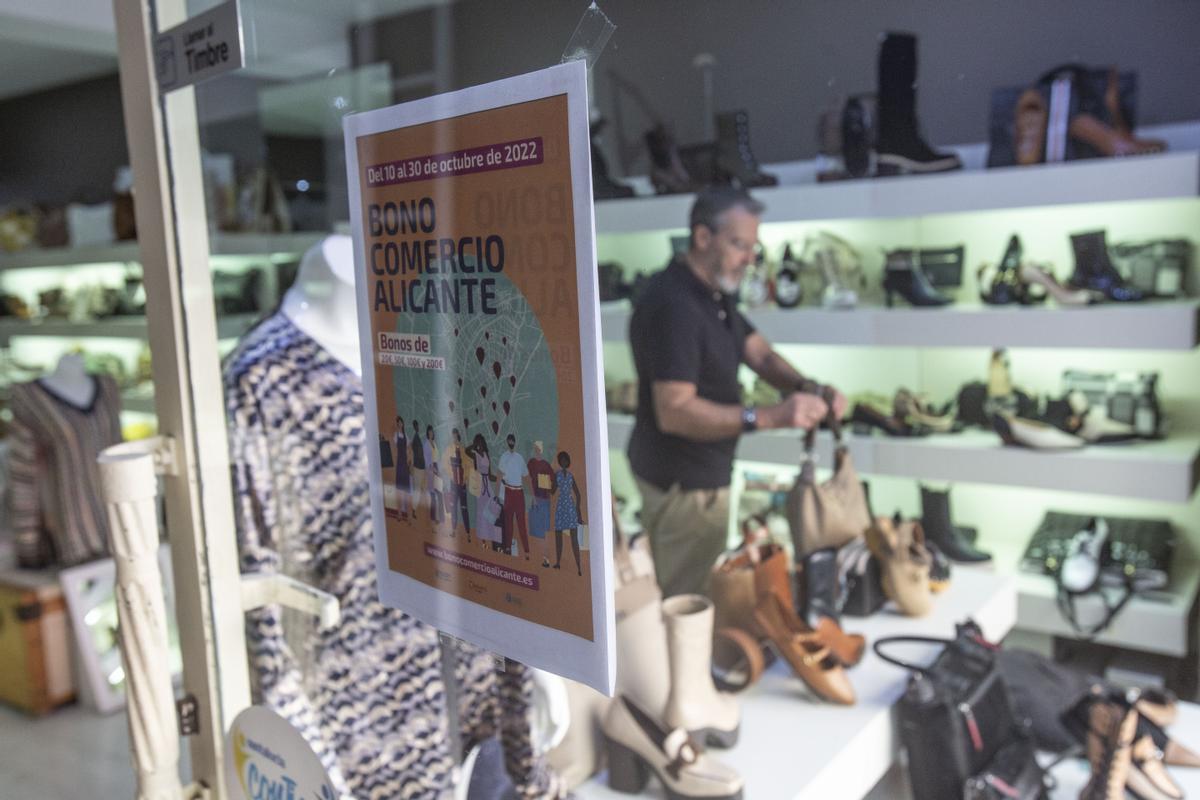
[616,600,672,721]
[662,594,741,748]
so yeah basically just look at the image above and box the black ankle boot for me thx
[794,547,840,628]
[1068,230,1144,302]
[875,32,962,175]
[591,119,634,200]
[715,110,777,188]
[920,485,991,563]
[644,124,695,195]
[882,249,951,307]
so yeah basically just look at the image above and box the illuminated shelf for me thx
[600,300,1200,351]
[0,313,260,342]
[0,232,321,271]
[578,571,1017,800]
[606,414,1200,503]
[594,150,1200,234]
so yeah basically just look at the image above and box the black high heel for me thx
[882,249,951,307]
[979,234,1027,305]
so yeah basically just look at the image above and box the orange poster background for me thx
[355,94,594,641]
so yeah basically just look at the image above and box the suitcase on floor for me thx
[0,568,75,714]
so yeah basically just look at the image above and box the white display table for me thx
[577,571,1017,800]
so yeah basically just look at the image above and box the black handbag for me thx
[876,620,1047,800]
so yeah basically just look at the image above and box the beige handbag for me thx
[787,398,872,558]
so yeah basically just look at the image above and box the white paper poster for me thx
[343,61,614,693]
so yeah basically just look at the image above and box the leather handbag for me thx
[876,620,1046,800]
[786,398,872,558]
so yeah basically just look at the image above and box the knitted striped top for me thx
[7,374,122,566]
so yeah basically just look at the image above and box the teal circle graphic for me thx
[387,271,560,460]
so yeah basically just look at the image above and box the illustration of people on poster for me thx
[344,61,613,691]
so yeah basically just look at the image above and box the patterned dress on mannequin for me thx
[224,312,562,800]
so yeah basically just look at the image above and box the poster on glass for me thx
[343,60,613,693]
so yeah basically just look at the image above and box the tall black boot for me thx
[794,547,841,628]
[1068,230,1144,302]
[920,485,991,563]
[714,110,777,187]
[875,32,962,175]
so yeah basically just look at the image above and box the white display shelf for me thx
[578,571,1017,800]
[594,150,1200,234]
[599,301,1200,351]
[606,414,1200,503]
[0,232,321,271]
[0,313,259,342]
[1013,562,1199,658]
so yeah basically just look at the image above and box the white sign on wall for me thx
[154,0,245,94]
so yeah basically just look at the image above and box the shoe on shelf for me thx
[850,399,917,437]
[1018,262,1095,306]
[1137,688,1179,731]
[645,124,697,196]
[874,33,963,175]
[710,544,863,691]
[882,249,952,307]
[1068,112,1167,159]
[865,515,933,617]
[1078,691,1140,800]
[661,594,741,749]
[1129,719,1186,800]
[926,541,952,593]
[714,110,777,188]
[1068,230,1146,303]
[591,118,635,200]
[603,695,744,800]
[979,234,1034,305]
[752,591,856,705]
[894,388,958,433]
[919,484,991,563]
[993,410,1086,450]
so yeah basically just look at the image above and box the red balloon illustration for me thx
[475,347,485,364]
[491,421,499,435]
[491,402,497,411]
[503,401,510,416]
[509,376,516,387]
[480,386,487,398]
[448,400,455,412]
[493,361,502,379]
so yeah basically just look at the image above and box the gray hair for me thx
[688,187,765,246]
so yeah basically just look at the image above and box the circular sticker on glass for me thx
[224,706,338,800]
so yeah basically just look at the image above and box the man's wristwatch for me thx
[741,406,759,432]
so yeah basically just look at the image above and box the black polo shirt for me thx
[627,258,755,490]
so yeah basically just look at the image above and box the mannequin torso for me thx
[39,353,96,408]
[280,234,361,375]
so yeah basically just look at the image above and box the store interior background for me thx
[1,0,1199,796]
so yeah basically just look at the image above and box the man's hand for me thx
[762,392,829,431]
[827,387,849,422]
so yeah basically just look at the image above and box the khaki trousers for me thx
[636,478,731,599]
